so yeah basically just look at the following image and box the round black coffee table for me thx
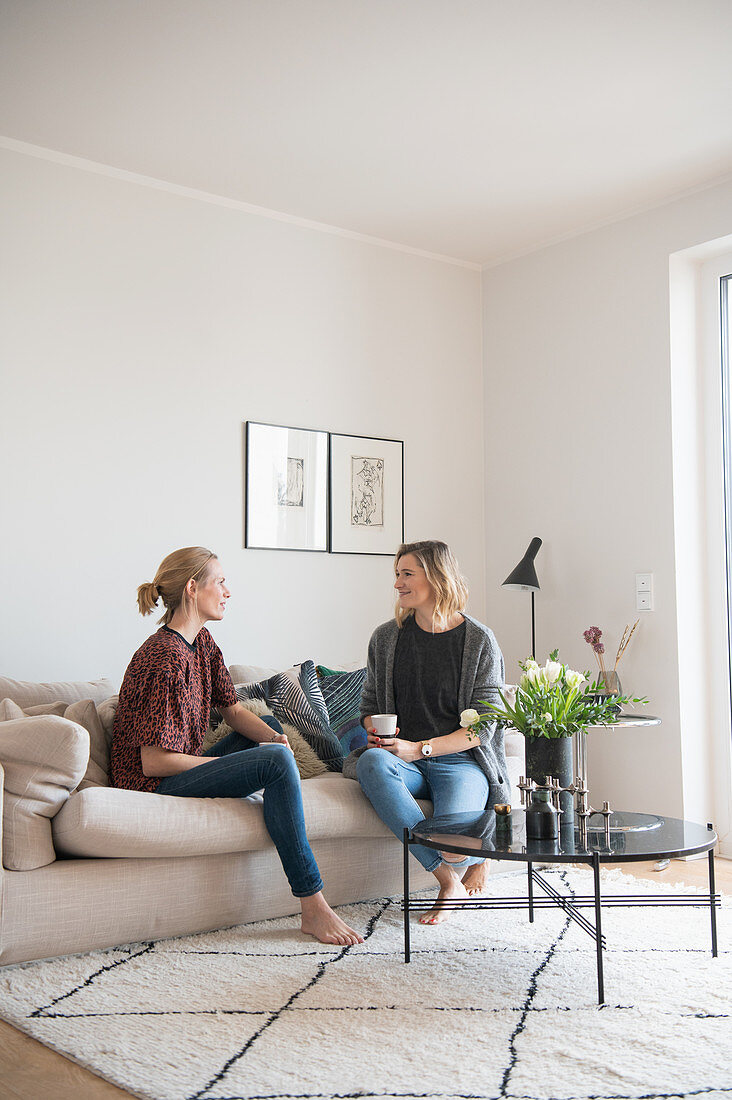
[403,809,720,1003]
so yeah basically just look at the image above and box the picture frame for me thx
[329,433,404,555]
[244,422,328,552]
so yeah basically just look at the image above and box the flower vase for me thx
[594,670,622,714]
[523,735,574,819]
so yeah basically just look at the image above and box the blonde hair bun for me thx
[138,547,216,624]
[137,581,160,617]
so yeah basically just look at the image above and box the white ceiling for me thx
[2,0,732,266]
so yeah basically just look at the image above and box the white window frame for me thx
[698,252,732,855]
[670,244,732,857]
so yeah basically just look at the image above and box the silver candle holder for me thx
[518,773,613,846]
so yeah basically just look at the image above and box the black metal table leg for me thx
[708,824,718,958]
[592,852,605,1004]
[403,828,411,963]
[527,860,534,922]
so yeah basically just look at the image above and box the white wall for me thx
[0,147,484,684]
[482,178,732,831]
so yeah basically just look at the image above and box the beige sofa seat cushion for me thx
[0,675,117,708]
[52,772,430,859]
[0,701,90,870]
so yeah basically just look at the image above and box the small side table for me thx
[576,713,661,797]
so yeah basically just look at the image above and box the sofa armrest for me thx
[0,715,89,870]
[503,728,525,770]
[0,759,5,875]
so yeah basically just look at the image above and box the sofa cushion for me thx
[51,772,423,859]
[228,663,278,685]
[236,660,343,771]
[0,703,90,870]
[97,694,119,738]
[65,698,112,789]
[22,701,70,717]
[0,696,114,790]
[0,675,117,708]
[316,666,367,734]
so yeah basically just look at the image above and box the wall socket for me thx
[636,573,653,611]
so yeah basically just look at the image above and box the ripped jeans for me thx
[356,747,489,873]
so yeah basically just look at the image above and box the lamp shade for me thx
[502,537,542,591]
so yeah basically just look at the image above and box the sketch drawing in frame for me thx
[330,433,404,555]
[245,422,328,551]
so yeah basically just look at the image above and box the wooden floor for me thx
[1,856,730,1100]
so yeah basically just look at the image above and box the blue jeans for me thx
[156,717,323,898]
[356,748,490,873]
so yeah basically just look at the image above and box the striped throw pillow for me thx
[316,666,367,733]
[236,660,343,770]
[316,666,368,753]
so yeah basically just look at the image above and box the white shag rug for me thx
[1,867,730,1100]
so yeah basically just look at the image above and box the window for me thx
[720,274,732,748]
[669,244,732,855]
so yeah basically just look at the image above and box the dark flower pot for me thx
[524,734,574,819]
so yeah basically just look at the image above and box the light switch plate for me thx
[636,573,654,611]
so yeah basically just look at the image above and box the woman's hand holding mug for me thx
[367,714,399,749]
[366,714,421,761]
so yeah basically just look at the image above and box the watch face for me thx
[422,743,432,756]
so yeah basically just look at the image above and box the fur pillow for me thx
[202,697,327,780]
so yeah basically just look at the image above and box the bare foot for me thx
[418,866,468,925]
[300,892,364,946]
[462,861,490,896]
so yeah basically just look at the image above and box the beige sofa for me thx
[0,669,525,968]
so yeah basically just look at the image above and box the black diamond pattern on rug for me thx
[1,869,730,1100]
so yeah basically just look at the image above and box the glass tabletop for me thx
[587,713,661,728]
[411,809,717,863]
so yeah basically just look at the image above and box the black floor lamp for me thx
[502,537,542,659]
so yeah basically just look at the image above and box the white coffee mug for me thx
[371,714,397,737]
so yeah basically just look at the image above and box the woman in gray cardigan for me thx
[350,540,509,924]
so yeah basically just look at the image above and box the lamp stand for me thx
[531,590,536,660]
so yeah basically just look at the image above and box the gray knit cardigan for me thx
[342,614,510,807]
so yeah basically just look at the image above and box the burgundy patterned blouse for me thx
[110,626,237,793]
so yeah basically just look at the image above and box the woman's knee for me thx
[356,747,393,786]
[261,714,284,736]
[261,741,299,782]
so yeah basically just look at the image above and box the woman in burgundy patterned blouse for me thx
[110,546,362,947]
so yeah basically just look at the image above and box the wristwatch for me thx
[420,740,433,757]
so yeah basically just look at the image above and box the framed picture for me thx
[245,422,328,551]
[329,433,404,555]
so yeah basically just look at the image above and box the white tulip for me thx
[460,708,480,728]
[543,661,562,684]
[565,669,585,689]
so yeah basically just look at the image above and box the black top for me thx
[393,616,465,742]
